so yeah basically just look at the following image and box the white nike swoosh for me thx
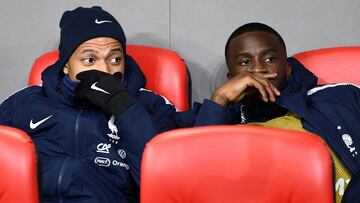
[30,115,53,130]
[91,82,110,94]
[95,19,113,24]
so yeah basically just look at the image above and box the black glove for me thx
[75,70,135,116]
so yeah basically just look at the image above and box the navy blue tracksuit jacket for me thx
[231,57,360,202]
[0,55,232,203]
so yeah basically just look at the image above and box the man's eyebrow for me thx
[260,48,278,54]
[235,48,278,58]
[82,49,98,54]
[109,48,122,54]
[81,48,122,55]
[235,52,250,58]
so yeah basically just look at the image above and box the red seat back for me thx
[0,125,39,203]
[293,46,360,85]
[141,126,334,203]
[29,45,189,111]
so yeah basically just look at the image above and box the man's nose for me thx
[97,60,111,73]
[248,61,267,73]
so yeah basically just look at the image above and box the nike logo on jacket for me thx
[30,115,53,129]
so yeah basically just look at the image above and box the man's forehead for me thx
[80,37,121,47]
[77,41,122,53]
[234,31,280,45]
[229,31,284,53]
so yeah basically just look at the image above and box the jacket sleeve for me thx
[193,99,234,126]
[114,92,234,186]
[114,91,184,186]
[115,102,158,187]
[0,96,16,126]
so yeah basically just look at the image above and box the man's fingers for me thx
[255,72,278,79]
[112,72,123,80]
[251,80,271,102]
[271,84,281,96]
[251,76,279,102]
[253,72,281,96]
[212,72,282,106]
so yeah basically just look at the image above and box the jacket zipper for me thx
[57,157,70,203]
[74,109,83,157]
[56,109,83,202]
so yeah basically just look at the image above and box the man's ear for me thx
[63,63,69,75]
[286,62,292,80]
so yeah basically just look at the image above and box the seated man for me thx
[0,6,232,203]
[211,22,360,203]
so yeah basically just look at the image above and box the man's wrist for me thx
[211,91,229,107]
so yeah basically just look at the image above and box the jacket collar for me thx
[278,57,318,101]
[275,57,318,119]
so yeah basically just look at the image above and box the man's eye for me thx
[265,57,275,63]
[110,57,121,64]
[82,58,95,64]
[240,60,251,66]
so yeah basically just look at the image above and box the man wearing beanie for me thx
[0,6,233,203]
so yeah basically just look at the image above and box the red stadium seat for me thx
[29,45,189,111]
[293,46,360,85]
[141,125,334,203]
[0,125,39,203]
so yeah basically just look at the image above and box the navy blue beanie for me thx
[58,6,126,69]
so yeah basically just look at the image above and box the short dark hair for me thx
[224,22,286,61]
